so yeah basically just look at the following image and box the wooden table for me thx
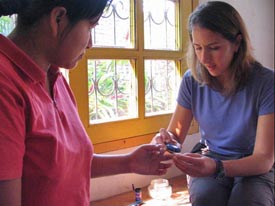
[90,175,191,206]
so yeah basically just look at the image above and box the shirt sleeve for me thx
[258,68,274,115]
[0,73,25,180]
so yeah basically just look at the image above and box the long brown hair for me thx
[186,1,259,96]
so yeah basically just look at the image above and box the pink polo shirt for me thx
[0,34,93,206]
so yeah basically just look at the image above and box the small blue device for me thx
[166,143,181,153]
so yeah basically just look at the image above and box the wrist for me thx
[212,158,226,179]
[167,131,181,147]
[127,153,135,173]
[167,131,176,139]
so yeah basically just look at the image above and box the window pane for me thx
[0,15,16,36]
[88,59,137,123]
[92,0,133,48]
[143,0,178,50]
[145,60,179,116]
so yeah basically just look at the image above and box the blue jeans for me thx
[188,151,274,206]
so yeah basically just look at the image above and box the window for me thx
[143,0,178,50]
[144,59,178,116]
[70,0,198,152]
[87,59,137,123]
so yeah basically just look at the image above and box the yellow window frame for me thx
[69,0,199,153]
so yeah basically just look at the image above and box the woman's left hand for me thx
[173,153,216,177]
[129,144,173,176]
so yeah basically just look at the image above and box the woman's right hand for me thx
[151,128,181,149]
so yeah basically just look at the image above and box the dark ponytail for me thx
[0,0,29,17]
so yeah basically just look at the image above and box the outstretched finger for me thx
[173,153,200,166]
[138,144,165,157]
[184,152,202,158]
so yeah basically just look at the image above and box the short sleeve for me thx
[258,69,274,115]
[0,73,26,180]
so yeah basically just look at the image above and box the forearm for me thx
[91,154,131,178]
[91,144,171,178]
[223,154,274,177]
[167,105,193,144]
[224,113,274,177]
[167,125,188,145]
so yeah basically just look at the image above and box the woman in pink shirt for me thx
[0,0,171,206]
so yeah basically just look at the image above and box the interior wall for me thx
[199,0,274,69]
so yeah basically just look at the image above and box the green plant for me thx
[0,16,14,35]
[88,59,135,122]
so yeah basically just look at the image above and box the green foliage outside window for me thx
[87,59,136,123]
[0,16,15,35]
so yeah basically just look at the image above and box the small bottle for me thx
[134,188,142,204]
